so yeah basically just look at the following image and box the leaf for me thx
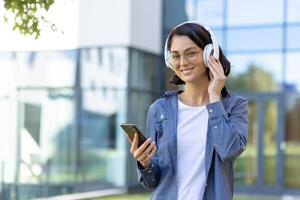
[2,0,56,39]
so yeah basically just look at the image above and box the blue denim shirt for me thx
[137,90,248,200]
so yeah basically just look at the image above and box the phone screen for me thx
[120,123,147,146]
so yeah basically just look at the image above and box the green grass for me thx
[92,194,149,200]
[91,194,280,200]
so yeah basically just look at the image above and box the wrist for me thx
[209,94,221,103]
[138,161,150,169]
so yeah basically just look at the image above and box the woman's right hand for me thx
[129,133,157,168]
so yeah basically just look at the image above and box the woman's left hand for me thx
[207,55,226,103]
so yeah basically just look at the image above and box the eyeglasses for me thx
[168,48,201,68]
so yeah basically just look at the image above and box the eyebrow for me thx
[170,47,199,53]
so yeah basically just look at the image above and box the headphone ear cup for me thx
[203,44,213,67]
[165,52,172,69]
[164,37,173,70]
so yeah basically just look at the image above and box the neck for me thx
[179,78,210,107]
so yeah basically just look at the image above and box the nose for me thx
[179,55,188,66]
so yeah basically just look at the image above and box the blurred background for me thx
[0,0,300,199]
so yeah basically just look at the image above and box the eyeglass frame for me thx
[167,47,202,69]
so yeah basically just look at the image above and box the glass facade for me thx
[234,100,258,186]
[0,47,161,199]
[182,0,300,193]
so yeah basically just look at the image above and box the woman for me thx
[129,21,248,200]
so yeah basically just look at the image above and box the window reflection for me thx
[129,49,160,91]
[228,0,284,25]
[263,101,278,186]
[81,48,128,89]
[0,94,15,183]
[127,91,154,135]
[186,0,224,27]
[227,27,283,52]
[285,93,300,188]
[226,54,283,92]
[287,26,300,50]
[79,89,127,184]
[16,51,76,88]
[286,53,300,92]
[0,53,16,93]
[234,101,258,186]
[288,0,300,22]
[17,89,76,185]
[213,29,224,48]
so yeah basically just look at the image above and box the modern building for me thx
[0,0,162,199]
[0,0,299,199]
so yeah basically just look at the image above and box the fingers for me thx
[133,138,152,159]
[207,56,219,76]
[137,142,156,161]
[130,133,139,154]
[208,56,225,78]
[137,142,156,165]
[148,144,157,158]
[130,138,156,163]
[128,133,157,168]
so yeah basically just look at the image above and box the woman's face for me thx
[169,35,207,84]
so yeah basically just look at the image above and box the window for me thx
[284,93,300,188]
[286,53,300,92]
[288,0,300,23]
[287,26,300,50]
[227,53,283,92]
[129,49,160,91]
[81,48,128,89]
[227,27,283,52]
[186,0,224,27]
[16,51,76,88]
[228,0,284,26]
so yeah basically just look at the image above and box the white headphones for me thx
[164,21,219,70]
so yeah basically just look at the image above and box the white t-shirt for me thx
[177,98,208,200]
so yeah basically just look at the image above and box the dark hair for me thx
[167,22,230,97]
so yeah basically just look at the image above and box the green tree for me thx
[2,0,56,38]
[227,63,278,144]
[227,63,277,91]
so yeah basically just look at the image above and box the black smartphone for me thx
[120,123,147,146]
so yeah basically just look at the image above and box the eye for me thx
[170,54,180,59]
[186,51,197,57]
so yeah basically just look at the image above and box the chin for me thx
[179,75,203,84]
[179,73,195,80]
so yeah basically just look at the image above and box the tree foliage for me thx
[3,0,56,38]
[226,64,277,91]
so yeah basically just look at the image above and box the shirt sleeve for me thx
[136,103,161,189]
[206,97,248,161]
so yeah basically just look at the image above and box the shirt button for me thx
[214,125,218,129]
[209,109,213,113]
[152,178,155,181]
[160,114,164,119]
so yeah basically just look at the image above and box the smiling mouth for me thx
[180,67,194,72]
